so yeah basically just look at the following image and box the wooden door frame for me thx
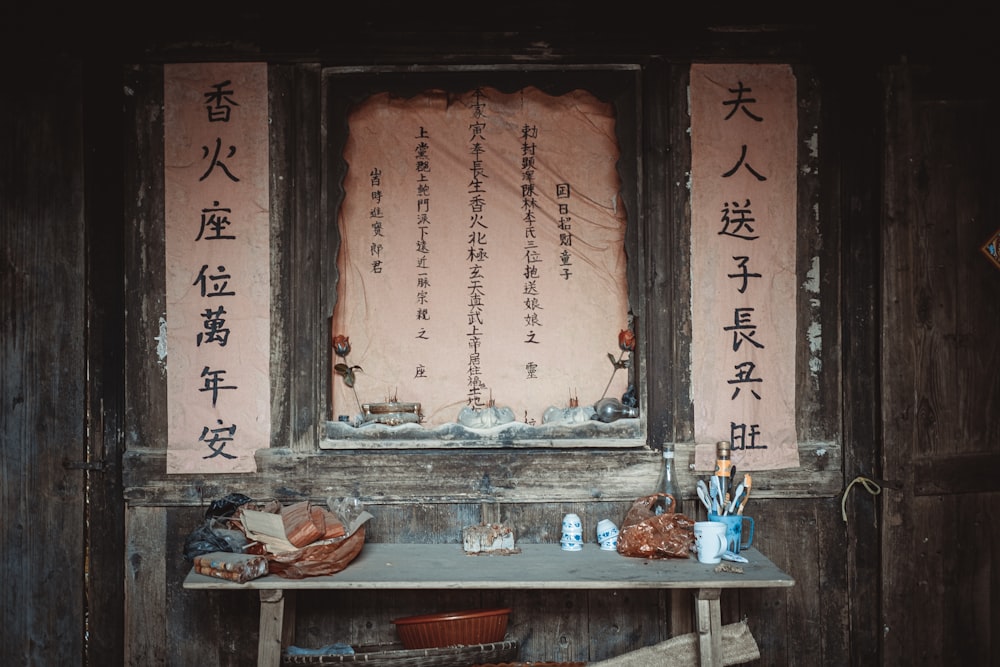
[83,61,127,667]
[833,59,885,665]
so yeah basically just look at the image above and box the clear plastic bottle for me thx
[652,448,677,514]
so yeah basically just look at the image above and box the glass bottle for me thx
[591,397,639,423]
[714,440,732,507]
[652,448,677,515]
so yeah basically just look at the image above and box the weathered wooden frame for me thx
[123,61,843,506]
[319,64,649,450]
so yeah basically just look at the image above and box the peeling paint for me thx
[155,317,168,362]
[804,255,823,375]
[816,447,827,457]
[806,131,819,159]
[808,321,822,374]
[804,256,820,293]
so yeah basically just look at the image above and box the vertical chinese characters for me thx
[414,126,432,377]
[194,80,242,460]
[332,87,629,428]
[718,80,767,450]
[690,64,800,471]
[466,88,490,409]
[370,168,386,274]
[164,63,270,473]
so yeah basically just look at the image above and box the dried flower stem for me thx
[600,350,627,401]
[351,384,362,414]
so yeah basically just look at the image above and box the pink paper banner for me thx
[164,63,270,473]
[690,64,800,471]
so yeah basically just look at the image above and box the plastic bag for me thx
[617,493,695,559]
[266,524,367,579]
[182,518,250,562]
[204,492,253,519]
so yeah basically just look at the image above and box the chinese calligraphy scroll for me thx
[332,87,631,428]
[164,63,270,473]
[690,64,801,471]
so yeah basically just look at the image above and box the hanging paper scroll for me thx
[690,64,801,471]
[164,62,270,473]
[331,87,631,428]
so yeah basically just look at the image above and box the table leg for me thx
[694,588,722,667]
[258,589,286,667]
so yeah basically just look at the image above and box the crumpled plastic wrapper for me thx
[265,525,367,579]
[617,493,695,559]
[182,519,249,562]
[263,497,373,579]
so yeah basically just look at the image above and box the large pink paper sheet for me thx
[690,64,801,471]
[164,63,270,473]
[332,87,631,427]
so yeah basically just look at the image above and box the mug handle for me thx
[740,516,755,549]
[714,533,728,557]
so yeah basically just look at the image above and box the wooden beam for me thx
[123,441,841,506]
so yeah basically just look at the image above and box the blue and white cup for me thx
[562,513,582,532]
[596,519,619,551]
[708,513,754,554]
[560,531,583,551]
[561,513,583,551]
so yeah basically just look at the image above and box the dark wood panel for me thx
[793,64,843,442]
[914,452,1000,496]
[729,498,849,666]
[911,94,996,459]
[125,506,168,664]
[662,62,696,446]
[832,57,885,666]
[270,64,326,453]
[123,63,168,453]
[0,61,87,665]
[83,58,127,667]
[642,57,682,448]
[881,62,998,667]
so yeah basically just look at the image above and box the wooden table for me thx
[184,543,794,667]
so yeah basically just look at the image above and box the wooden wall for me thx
[1,61,89,666]
[3,13,995,667]
[120,43,846,665]
[880,63,999,665]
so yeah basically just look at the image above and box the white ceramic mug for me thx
[693,521,728,564]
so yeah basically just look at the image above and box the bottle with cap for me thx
[652,447,678,515]
[714,440,732,506]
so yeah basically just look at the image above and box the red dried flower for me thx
[332,334,351,358]
[618,329,636,352]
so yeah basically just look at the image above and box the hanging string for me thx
[840,476,883,523]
